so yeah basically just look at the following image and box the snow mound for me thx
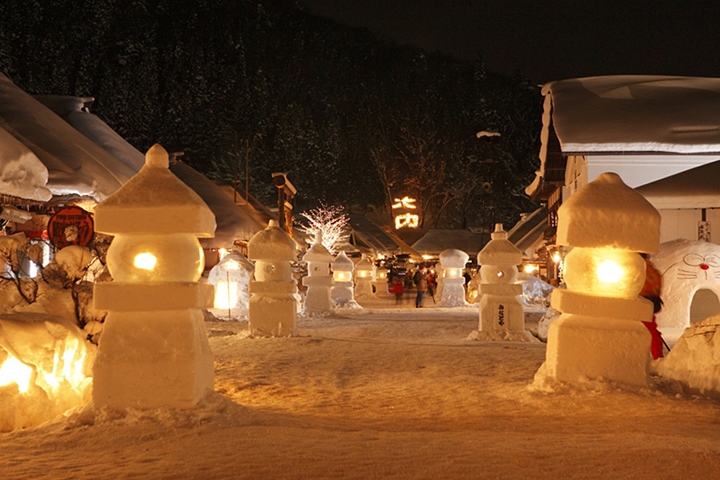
[467,329,540,343]
[655,314,720,397]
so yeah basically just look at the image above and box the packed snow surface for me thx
[1,296,720,479]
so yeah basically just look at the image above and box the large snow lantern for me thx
[478,224,524,332]
[247,220,298,336]
[541,173,660,386]
[301,232,334,314]
[437,249,469,307]
[93,144,216,410]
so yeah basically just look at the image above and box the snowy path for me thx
[2,302,720,479]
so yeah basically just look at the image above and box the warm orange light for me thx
[0,355,32,393]
[395,213,419,229]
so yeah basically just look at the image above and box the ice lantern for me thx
[247,220,298,336]
[93,144,216,410]
[437,249,469,307]
[478,224,524,332]
[301,232,334,314]
[542,173,660,386]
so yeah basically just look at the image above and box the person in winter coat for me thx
[640,255,665,360]
[413,266,427,308]
[391,277,405,305]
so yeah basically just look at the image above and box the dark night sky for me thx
[301,1,720,84]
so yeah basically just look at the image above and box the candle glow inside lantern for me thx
[93,144,216,410]
[374,265,390,296]
[539,173,660,386]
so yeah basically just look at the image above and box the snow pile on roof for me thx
[546,75,720,154]
[0,73,134,201]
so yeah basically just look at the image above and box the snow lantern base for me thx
[93,309,214,410]
[545,314,651,386]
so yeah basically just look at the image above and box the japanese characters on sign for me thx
[392,196,419,229]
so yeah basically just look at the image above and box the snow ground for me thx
[2,295,720,480]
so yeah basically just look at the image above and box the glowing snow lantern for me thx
[541,173,660,386]
[437,249,469,307]
[247,220,298,336]
[478,224,524,333]
[302,232,334,314]
[332,251,358,307]
[354,255,374,298]
[374,265,390,296]
[93,144,216,410]
[208,250,254,320]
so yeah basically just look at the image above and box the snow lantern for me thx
[354,255,374,298]
[93,144,216,410]
[208,249,254,320]
[332,251,359,307]
[301,232,334,314]
[374,265,390,296]
[540,173,660,386]
[247,220,298,336]
[0,313,94,432]
[478,224,524,332]
[437,249,469,307]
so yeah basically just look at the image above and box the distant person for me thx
[391,277,404,305]
[414,266,427,308]
[640,255,666,359]
[426,271,437,303]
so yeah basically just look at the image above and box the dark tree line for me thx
[0,0,542,233]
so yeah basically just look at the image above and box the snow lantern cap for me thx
[248,220,296,261]
[477,224,522,265]
[332,250,354,271]
[355,255,373,271]
[94,144,215,237]
[557,172,660,254]
[303,232,333,261]
[439,248,470,268]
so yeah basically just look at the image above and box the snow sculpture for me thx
[354,255,374,299]
[374,265,391,296]
[538,173,660,387]
[332,251,360,308]
[478,224,524,333]
[655,313,720,396]
[208,249,253,320]
[437,249,469,307]
[93,144,216,410]
[651,239,720,338]
[247,220,298,336]
[301,232,334,314]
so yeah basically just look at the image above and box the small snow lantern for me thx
[332,251,359,307]
[437,249,469,307]
[302,232,334,314]
[354,255,374,298]
[247,220,298,336]
[478,224,524,332]
[541,173,660,386]
[374,265,390,296]
[93,144,216,410]
[208,249,254,320]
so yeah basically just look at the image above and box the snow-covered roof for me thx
[412,229,486,257]
[546,75,720,154]
[635,159,720,209]
[0,73,134,202]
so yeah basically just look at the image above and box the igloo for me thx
[652,239,720,342]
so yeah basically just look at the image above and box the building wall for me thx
[659,208,720,245]
[587,154,719,188]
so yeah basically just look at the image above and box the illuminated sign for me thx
[392,196,419,229]
[392,196,416,209]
